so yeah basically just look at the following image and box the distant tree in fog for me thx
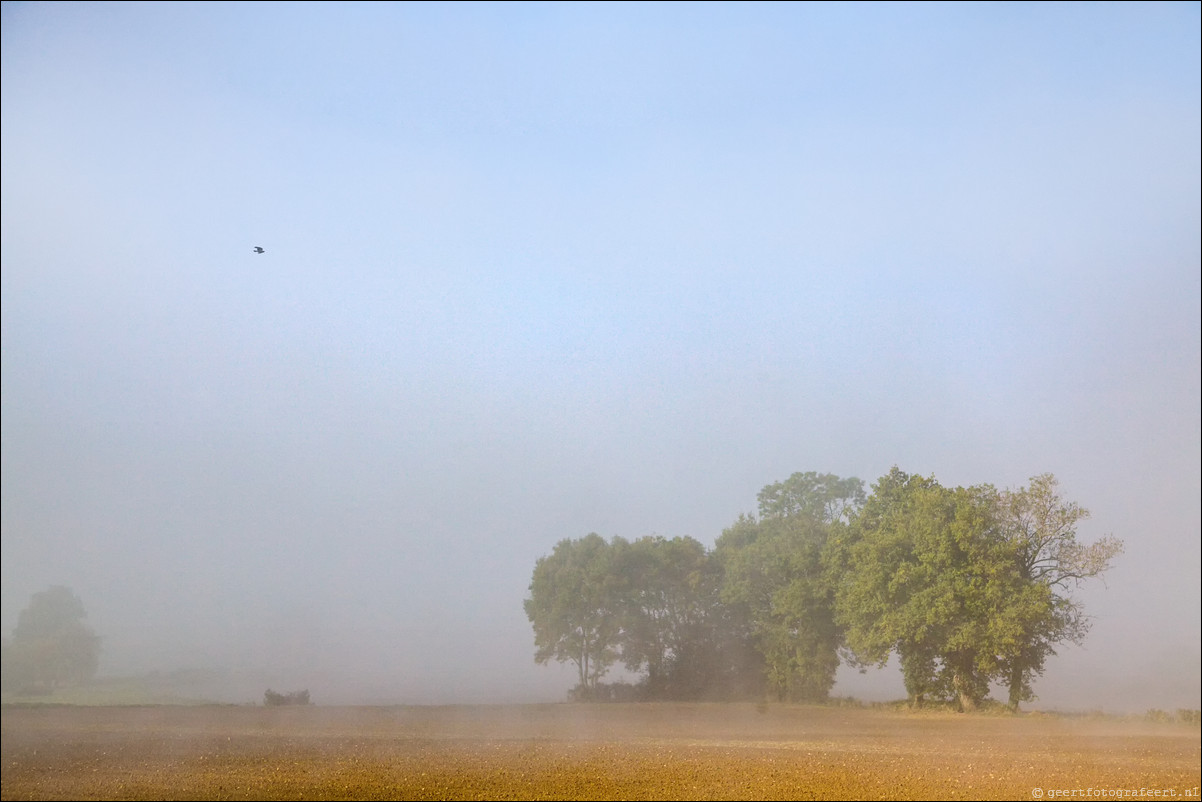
[613,535,704,696]
[615,534,745,700]
[1,585,100,695]
[714,472,864,703]
[524,533,622,698]
[264,688,311,706]
[527,532,766,702]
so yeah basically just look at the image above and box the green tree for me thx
[716,472,864,703]
[614,535,716,699]
[524,534,623,698]
[694,515,773,701]
[834,470,1030,710]
[723,515,841,702]
[1,585,100,695]
[996,474,1123,709]
[757,471,866,524]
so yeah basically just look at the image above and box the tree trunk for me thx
[1007,662,1024,711]
[953,669,977,712]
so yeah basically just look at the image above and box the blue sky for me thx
[2,1,1199,709]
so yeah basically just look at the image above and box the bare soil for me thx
[2,702,1198,800]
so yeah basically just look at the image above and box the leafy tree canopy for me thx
[757,471,866,524]
[524,534,623,697]
[526,468,1120,711]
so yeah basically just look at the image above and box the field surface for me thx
[2,702,1199,800]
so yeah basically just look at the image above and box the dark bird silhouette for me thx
[253,246,265,254]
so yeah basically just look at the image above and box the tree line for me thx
[524,469,1122,711]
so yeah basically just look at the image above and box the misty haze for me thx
[1,4,1199,797]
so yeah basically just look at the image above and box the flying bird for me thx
[253,246,265,254]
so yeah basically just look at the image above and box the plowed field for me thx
[2,703,1198,800]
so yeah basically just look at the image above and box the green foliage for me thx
[829,468,941,673]
[996,474,1124,709]
[835,473,1037,710]
[524,534,624,694]
[526,532,766,702]
[834,468,1121,712]
[718,514,841,702]
[613,536,704,681]
[613,534,730,700]
[712,472,863,703]
[525,467,1119,713]
[757,471,866,524]
[1,586,100,695]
